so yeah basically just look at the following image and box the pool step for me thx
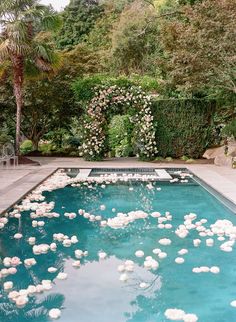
[76,169,92,178]
[155,169,172,180]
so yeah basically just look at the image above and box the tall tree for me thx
[109,0,160,75]
[0,0,60,154]
[57,0,103,50]
[159,0,236,96]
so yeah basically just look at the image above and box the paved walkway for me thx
[0,157,235,214]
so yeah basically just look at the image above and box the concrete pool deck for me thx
[0,157,235,214]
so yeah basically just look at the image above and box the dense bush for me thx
[152,99,216,158]
[20,140,33,155]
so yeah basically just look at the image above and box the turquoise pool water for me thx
[0,176,236,322]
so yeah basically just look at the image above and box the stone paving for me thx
[0,157,235,214]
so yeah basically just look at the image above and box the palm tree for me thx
[0,0,61,155]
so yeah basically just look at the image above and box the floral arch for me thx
[80,85,158,161]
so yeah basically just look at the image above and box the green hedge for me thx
[152,99,216,158]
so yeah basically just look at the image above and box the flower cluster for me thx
[80,85,157,161]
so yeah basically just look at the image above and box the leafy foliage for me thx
[73,74,159,104]
[108,114,134,157]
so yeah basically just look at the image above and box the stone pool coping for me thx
[0,157,235,215]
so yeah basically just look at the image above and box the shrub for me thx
[222,119,236,139]
[152,99,216,158]
[39,143,55,155]
[20,140,33,155]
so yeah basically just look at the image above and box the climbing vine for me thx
[80,85,157,161]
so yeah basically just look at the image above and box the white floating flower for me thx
[153,248,161,255]
[178,249,188,256]
[27,285,37,295]
[24,258,37,267]
[135,250,144,258]
[119,273,128,282]
[139,282,149,289]
[200,266,210,273]
[14,233,23,239]
[56,272,67,280]
[100,205,106,211]
[15,296,28,308]
[126,265,134,272]
[50,243,57,251]
[193,239,201,247]
[175,257,185,264]
[4,281,13,290]
[71,236,79,244]
[158,238,171,246]
[72,261,81,268]
[210,266,220,274]
[100,220,107,227]
[158,252,167,259]
[28,237,36,245]
[183,313,198,322]
[98,252,107,260]
[48,267,57,273]
[75,249,83,259]
[8,267,17,275]
[230,300,236,307]
[49,308,61,319]
[8,290,19,300]
[164,308,185,320]
[206,239,214,247]
[150,212,161,218]
[63,239,72,247]
[117,265,125,272]
[38,221,45,227]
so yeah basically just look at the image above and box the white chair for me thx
[0,143,18,168]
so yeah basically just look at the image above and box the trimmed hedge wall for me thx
[152,99,216,158]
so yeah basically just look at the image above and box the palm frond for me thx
[20,4,49,21]
[8,41,31,56]
[41,14,62,32]
[0,60,10,79]
[6,20,28,43]
[0,0,38,16]
[33,40,62,70]
[24,307,48,322]
[38,293,65,310]
[0,39,10,61]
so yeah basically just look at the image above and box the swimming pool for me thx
[0,168,236,322]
